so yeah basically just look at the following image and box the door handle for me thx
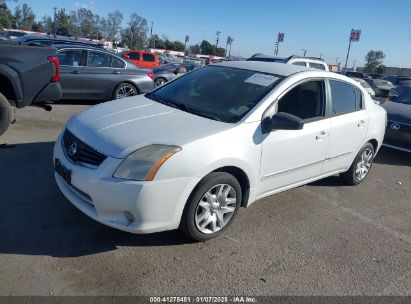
[358,120,366,127]
[112,71,120,74]
[70,70,80,74]
[316,131,328,140]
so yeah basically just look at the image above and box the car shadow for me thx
[308,146,410,187]
[374,146,411,166]
[0,142,194,258]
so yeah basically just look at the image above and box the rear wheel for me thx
[113,83,138,99]
[180,172,242,241]
[340,142,375,185]
[0,92,12,136]
[154,78,167,87]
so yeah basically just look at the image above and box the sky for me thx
[8,0,411,68]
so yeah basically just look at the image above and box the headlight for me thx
[113,145,181,181]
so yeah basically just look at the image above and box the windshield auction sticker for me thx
[244,73,279,86]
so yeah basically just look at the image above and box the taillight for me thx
[148,71,154,80]
[48,56,60,82]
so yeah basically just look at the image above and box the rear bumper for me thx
[134,78,155,94]
[33,82,62,103]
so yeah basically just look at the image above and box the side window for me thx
[329,80,358,115]
[355,87,363,109]
[309,62,326,70]
[57,50,82,67]
[129,52,140,60]
[111,56,125,68]
[291,61,306,67]
[142,53,155,62]
[87,51,111,68]
[277,80,325,121]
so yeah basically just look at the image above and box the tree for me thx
[40,15,53,33]
[12,5,21,28]
[0,3,13,30]
[121,12,148,48]
[364,50,385,73]
[190,44,201,54]
[55,9,71,36]
[173,40,185,51]
[20,3,35,30]
[106,10,122,42]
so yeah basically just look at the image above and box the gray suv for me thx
[56,45,154,101]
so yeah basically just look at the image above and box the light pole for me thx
[53,7,57,37]
[216,30,221,48]
[344,29,361,72]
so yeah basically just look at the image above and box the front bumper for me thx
[53,134,200,233]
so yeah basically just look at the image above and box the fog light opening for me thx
[124,211,135,224]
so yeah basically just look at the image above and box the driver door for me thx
[257,79,331,197]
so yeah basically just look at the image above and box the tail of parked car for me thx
[0,44,62,136]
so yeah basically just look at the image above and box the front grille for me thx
[62,129,106,167]
[384,121,411,150]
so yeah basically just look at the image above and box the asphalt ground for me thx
[0,102,410,296]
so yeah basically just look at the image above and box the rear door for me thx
[322,79,368,173]
[57,49,84,99]
[81,50,125,100]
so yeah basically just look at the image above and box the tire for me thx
[154,78,167,87]
[0,92,12,137]
[113,83,138,99]
[340,142,375,185]
[180,172,242,241]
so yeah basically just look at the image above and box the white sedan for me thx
[54,61,386,241]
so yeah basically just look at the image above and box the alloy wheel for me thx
[195,184,237,234]
[116,85,137,99]
[155,79,166,87]
[355,148,373,181]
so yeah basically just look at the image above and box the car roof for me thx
[213,60,315,76]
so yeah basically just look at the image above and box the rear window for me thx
[309,62,326,70]
[329,80,362,115]
[292,61,306,67]
[142,53,155,62]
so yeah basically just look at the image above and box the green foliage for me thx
[0,3,13,29]
[121,13,148,48]
[364,50,386,73]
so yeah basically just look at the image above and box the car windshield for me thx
[146,65,283,123]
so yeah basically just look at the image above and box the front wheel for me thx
[180,172,242,241]
[340,142,375,185]
[113,83,138,99]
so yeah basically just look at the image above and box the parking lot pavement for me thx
[0,104,410,296]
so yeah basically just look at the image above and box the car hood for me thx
[66,95,231,158]
[381,102,411,124]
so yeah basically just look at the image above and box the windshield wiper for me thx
[145,93,222,121]
[173,103,222,122]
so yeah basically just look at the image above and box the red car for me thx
[119,50,160,69]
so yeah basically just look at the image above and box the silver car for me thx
[56,45,155,101]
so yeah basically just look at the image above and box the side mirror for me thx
[262,112,304,133]
[124,54,130,59]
